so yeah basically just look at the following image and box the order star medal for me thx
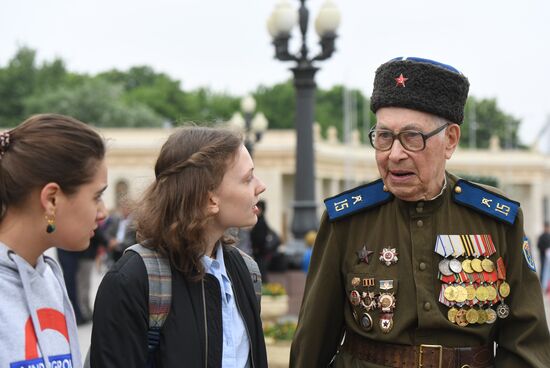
[378,279,396,333]
[379,247,398,266]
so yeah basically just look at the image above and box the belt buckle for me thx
[418,344,443,368]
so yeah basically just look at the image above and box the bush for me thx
[263,321,297,341]
[262,283,287,296]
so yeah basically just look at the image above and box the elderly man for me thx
[290,57,550,368]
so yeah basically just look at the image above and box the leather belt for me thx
[343,331,494,368]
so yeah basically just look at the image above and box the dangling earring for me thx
[45,215,56,234]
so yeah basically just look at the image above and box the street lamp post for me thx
[229,95,269,157]
[267,0,341,240]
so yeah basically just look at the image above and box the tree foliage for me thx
[24,78,164,127]
[0,47,524,149]
[0,47,69,126]
[462,97,522,149]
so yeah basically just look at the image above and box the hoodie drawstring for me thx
[8,251,83,368]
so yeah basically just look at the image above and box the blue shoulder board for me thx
[452,179,519,225]
[324,179,393,222]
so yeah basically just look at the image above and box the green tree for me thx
[99,66,187,122]
[0,47,72,126]
[462,97,522,149]
[316,86,373,141]
[98,66,240,124]
[179,88,239,124]
[0,47,525,146]
[254,80,295,129]
[24,78,164,127]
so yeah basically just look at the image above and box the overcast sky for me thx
[1,0,549,148]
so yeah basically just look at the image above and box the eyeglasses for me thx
[368,124,448,152]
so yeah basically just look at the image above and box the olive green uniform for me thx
[290,173,550,367]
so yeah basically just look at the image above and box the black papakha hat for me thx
[370,57,469,124]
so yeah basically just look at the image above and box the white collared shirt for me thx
[201,245,250,368]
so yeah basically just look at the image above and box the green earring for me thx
[45,215,56,234]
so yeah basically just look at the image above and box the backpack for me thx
[84,243,262,368]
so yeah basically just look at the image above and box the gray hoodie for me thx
[0,241,82,368]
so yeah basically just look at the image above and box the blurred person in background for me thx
[250,199,280,284]
[76,225,108,323]
[301,230,316,273]
[537,221,550,287]
[104,200,136,262]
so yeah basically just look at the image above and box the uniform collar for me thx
[395,172,455,215]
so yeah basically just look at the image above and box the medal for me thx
[461,259,474,273]
[379,248,398,266]
[351,277,361,287]
[485,308,497,324]
[449,259,463,273]
[357,246,374,264]
[362,278,375,287]
[455,308,468,327]
[378,293,396,313]
[499,281,510,298]
[471,258,483,273]
[477,308,487,324]
[379,279,394,290]
[438,259,454,276]
[455,285,468,303]
[481,258,494,272]
[349,290,361,306]
[466,308,479,324]
[465,285,476,301]
[447,307,458,323]
[486,285,498,301]
[475,285,489,302]
[361,291,377,311]
[379,313,394,333]
[444,285,457,302]
[360,312,374,331]
[496,303,510,319]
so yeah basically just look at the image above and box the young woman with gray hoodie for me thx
[0,114,108,368]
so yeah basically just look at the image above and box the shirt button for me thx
[424,302,431,311]
[417,220,424,227]
[416,206,423,213]
[419,262,427,271]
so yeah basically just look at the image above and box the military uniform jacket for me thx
[290,173,550,368]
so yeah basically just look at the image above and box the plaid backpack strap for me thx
[236,248,262,305]
[125,244,172,363]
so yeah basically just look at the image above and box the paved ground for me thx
[78,269,550,366]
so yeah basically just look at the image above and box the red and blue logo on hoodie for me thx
[10,308,73,368]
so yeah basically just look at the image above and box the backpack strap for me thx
[236,248,262,305]
[125,243,172,362]
[83,244,172,368]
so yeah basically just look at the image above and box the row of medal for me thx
[349,278,396,334]
[435,234,511,326]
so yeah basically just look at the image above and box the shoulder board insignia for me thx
[324,179,393,222]
[452,179,519,225]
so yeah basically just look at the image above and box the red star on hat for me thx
[395,73,408,87]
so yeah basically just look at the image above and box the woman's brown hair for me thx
[0,114,105,220]
[134,126,242,281]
